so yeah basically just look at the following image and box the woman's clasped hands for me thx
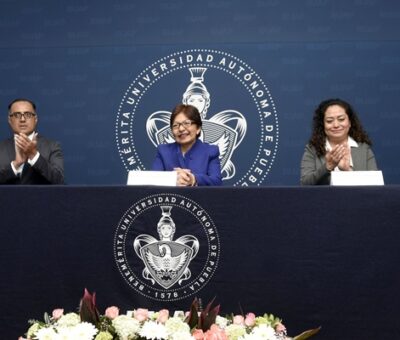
[174,167,197,186]
[325,143,352,172]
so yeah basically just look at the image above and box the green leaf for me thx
[293,326,321,340]
[44,312,51,325]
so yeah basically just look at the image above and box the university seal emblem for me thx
[113,194,220,301]
[134,206,199,289]
[146,67,246,180]
[115,49,279,186]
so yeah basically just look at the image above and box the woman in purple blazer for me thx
[152,104,222,186]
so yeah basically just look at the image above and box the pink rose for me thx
[105,306,119,320]
[275,322,287,333]
[204,324,227,340]
[233,315,245,325]
[244,312,256,327]
[157,309,169,323]
[192,329,205,339]
[52,308,64,320]
[18,337,29,340]
[134,308,149,322]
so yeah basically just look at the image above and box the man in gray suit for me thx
[0,98,64,184]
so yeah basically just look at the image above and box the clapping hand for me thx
[15,132,38,160]
[13,136,27,168]
[325,143,351,171]
[337,145,352,171]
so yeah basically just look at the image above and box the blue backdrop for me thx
[0,0,399,185]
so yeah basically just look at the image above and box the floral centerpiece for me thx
[19,289,320,340]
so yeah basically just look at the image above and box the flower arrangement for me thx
[19,289,320,340]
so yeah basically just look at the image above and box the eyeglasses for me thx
[172,120,194,130]
[9,111,36,119]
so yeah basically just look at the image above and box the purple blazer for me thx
[152,139,222,186]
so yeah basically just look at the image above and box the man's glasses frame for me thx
[9,112,37,120]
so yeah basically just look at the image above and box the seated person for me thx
[0,98,64,184]
[152,104,222,186]
[300,98,378,185]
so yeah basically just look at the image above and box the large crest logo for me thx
[114,194,220,301]
[116,49,279,186]
[146,67,246,180]
[134,206,199,289]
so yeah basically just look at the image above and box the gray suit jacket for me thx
[300,142,378,185]
[0,135,64,184]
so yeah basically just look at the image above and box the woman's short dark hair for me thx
[170,104,202,129]
[8,98,36,113]
[309,98,372,156]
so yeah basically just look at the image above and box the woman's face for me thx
[172,112,200,149]
[186,94,207,114]
[160,224,172,238]
[323,105,351,144]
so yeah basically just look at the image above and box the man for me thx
[0,98,64,184]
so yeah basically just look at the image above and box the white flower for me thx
[172,311,185,319]
[225,324,246,340]
[243,324,278,340]
[56,313,81,328]
[35,327,58,340]
[54,327,73,340]
[112,315,141,339]
[51,323,97,340]
[165,317,190,335]
[139,320,168,339]
[70,322,98,340]
[239,335,259,340]
[169,331,195,340]
[215,315,229,329]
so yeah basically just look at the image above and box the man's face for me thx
[8,101,38,135]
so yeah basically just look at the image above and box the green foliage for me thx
[294,326,321,340]
[255,313,282,327]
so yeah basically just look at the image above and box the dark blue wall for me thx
[1,0,399,185]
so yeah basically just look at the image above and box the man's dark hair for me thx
[8,98,37,113]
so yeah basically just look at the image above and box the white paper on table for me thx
[127,171,177,186]
[330,170,384,186]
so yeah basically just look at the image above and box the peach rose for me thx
[244,312,256,327]
[192,329,205,339]
[233,315,245,325]
[52,308,64,320]
[157,309,169,323]
[134,308,149,322]
[105,306,119,320]
[204,324,227,340]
